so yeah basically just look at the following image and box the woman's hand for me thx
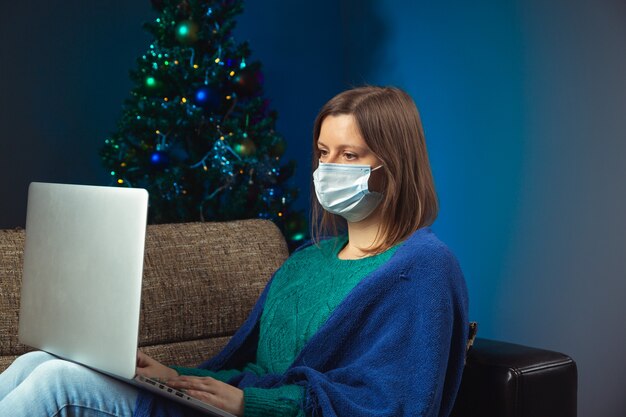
[166,376,244,417]
[136,350,178,381]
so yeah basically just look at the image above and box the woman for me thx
[0,85,469,417]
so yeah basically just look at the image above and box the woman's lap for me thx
[0,351,138,417]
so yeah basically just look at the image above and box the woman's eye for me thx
[344,153,357,160]
[318,149,328,157]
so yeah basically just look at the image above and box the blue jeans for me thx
[0,351,138,416]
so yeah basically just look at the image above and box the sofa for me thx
[0,219,577,416]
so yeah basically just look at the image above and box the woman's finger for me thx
[169,376,216,385]
[168,377,218,394]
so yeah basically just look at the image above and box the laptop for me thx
[17,182,235,417]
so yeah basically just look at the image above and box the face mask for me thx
[313,162,384,223]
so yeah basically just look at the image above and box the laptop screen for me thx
[18,182,148,379]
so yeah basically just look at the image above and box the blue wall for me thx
[1,1,625,415]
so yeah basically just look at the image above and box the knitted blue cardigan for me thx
[134,227,469,417]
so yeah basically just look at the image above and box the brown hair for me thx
[311,85,438,254]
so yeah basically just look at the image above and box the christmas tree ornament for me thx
[233,67,263,97]
[194,86,221,108]
[176,20,199,45]
[145,76,158,88]
[234,138,256,157]
[150,151,169,167]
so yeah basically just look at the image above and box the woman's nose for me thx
[326,152,341,164]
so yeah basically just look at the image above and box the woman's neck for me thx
[339,208,384,259]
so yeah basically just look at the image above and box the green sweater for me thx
[173,236,399,416]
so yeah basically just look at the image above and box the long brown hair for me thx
[311,85,438,254]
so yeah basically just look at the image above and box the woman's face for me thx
[316,114,385,191]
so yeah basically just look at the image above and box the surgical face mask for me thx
[313,162,384,223]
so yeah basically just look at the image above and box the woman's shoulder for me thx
[380,228,468,304]
[397,227,455,258]
[390,227,463,277]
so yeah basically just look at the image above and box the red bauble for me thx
[233,68,263,97]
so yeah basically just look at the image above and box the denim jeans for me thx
[0,351,138,416]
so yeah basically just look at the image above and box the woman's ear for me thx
[368,166,386,193]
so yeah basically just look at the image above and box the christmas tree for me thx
[100,0,307,247]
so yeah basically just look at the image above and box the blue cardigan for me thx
[134,227,469,417]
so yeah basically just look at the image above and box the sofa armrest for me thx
[450,338,577,417]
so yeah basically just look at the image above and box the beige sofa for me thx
[0,219,288,372]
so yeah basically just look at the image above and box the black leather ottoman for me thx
[450,338,578,417]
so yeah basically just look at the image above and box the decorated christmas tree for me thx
[100,0,307,247]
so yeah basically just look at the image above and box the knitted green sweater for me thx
[173,236,399,416]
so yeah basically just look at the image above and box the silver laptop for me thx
[18,182,234,417]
